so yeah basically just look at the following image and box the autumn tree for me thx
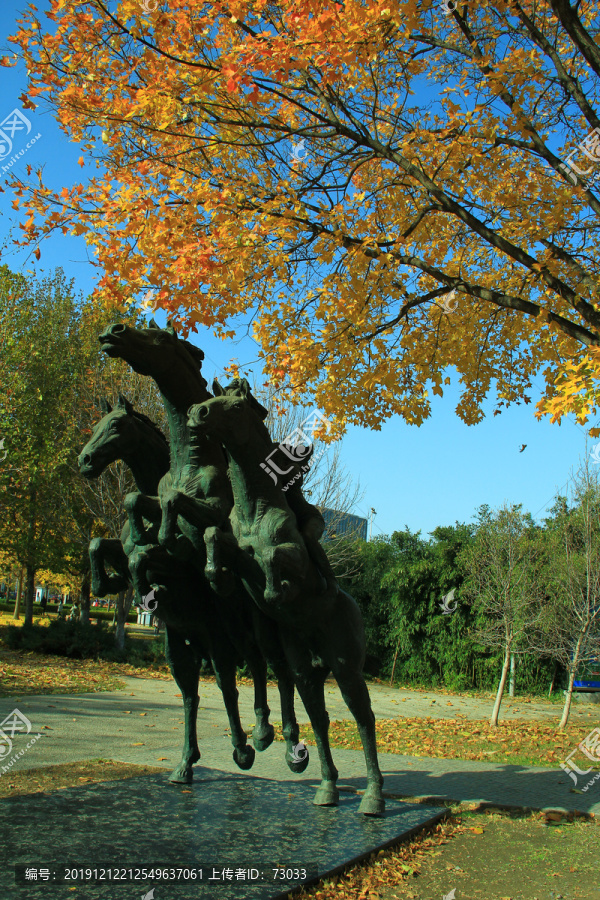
[5,0,600,432]
[0,265,157,629]
[0,267,85,625]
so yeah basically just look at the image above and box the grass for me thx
[294,809,598,900]
[295,717,600,770]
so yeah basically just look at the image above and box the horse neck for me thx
[225,432,287,525]
[160,384,211,471]
[121,430,169,495]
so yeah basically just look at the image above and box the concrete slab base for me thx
[3,768,447,899]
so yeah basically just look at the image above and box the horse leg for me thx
[127,545,153,601]
[165,626,201,784]
[124,491,161,546]
[160,488,219,556]
[158,487,182,552]
[204,526,240,596]
[244,646,274,752]
[158,487,203,555]
[276,662,309,773]
[209,639,255,771]
[89,538,129,596]
[333,664,385,817]
[284,638,338,806]
[251,608,308,772]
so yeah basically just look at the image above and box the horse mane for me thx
[129,407,168,447]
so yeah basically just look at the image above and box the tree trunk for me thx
[559,634,585,729]
[79,571,91,626]
[548,662,558,698]
[13,566,24,620]
[490,645,511,726]
[389,638,401,686]
[115,586,134,651]
[23,487,37,626]
[24,564,36,626]
[509,653,516,697]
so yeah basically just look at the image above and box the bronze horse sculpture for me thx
[88,320,384,815]
[96,321,309,777]
[190,378,385,816]
[78,395,169,598]
[78,393,305,781]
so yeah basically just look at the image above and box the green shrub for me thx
[3,620,167,668]
[5,619,115,659]
[443,671,471,693]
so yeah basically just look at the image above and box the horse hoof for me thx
[313,783,339,807]
[168,765,193,784]
[253,724,275,752]
[286,747,310,773]
[233,745,255,770]
[358,794,385,817]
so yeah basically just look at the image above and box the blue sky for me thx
[0,1,596,541]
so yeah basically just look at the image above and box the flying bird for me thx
[519,444,527,453]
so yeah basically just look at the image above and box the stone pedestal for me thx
[4,769,446,899]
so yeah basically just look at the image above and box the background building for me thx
[321,508,368,542]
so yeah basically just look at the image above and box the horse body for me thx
[190,380,385,816]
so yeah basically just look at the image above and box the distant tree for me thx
[339,535,405,675]
[461,504,544,726]
[426,523,477,691]
[0,265,161,634]
[534,465,600,728]
[0,267,86,624]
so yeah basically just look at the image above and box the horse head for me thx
[99,320,209,403]
[78,394,168,480]
[187,378,259,448]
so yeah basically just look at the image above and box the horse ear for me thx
[166,319,177,335]
[117,394,133,413]
[240,378,251,397]
[99,398,112,414]
[212,379,225,397]
[148,319,159,329]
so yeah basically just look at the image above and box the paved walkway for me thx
[1,676,598,817]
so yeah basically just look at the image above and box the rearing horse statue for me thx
[97,321,309,777]
[78,394,169,597]
[78,393,282,781]
[190,378,385,816]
